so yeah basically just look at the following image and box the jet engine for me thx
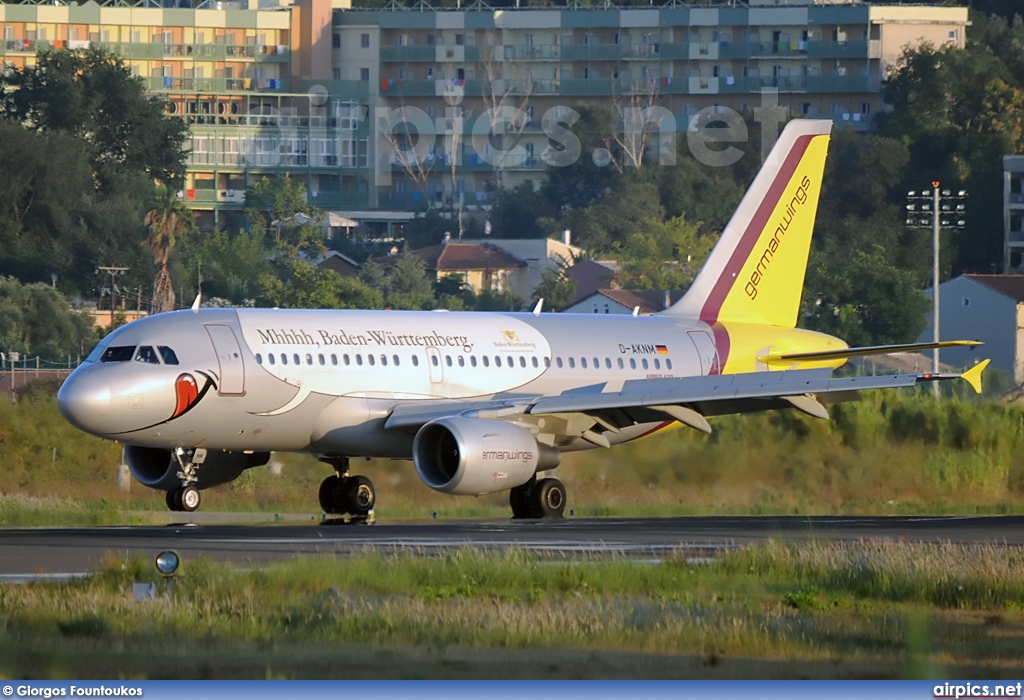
[413,417,560,495]
[125,446,270,491]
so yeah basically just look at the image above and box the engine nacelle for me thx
[125,446,270,491]
[413,417,560,496]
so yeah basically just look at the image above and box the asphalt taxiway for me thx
[1,515,1023,575]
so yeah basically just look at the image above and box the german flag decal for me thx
[655,345,669,355]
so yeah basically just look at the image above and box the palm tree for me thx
[144,182,193,314]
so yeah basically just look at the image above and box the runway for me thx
[1,514,1023,576]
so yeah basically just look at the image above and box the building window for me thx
[332,33,340,48]
[360,67,370,81]
[361,33,370,48]
[332,68,341,80]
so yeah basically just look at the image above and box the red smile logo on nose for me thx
[173,374,199,418]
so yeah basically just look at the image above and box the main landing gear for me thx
[166,447,206,512]
[318,457,376,523]
[510,476,567,519]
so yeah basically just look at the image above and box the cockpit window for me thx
[135,346,161,364]
[158,346,179,365]
[99,346,137,363]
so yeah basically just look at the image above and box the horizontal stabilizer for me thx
[757,340,982,365]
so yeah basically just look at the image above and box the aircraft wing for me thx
[384,361,989,435]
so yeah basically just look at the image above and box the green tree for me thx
[360,247,435,310]
[258,260,382,310]
[0,47,187,192]
[0,277,97,358]
[175,228,273,304]
[144,183,194,314]
[530,267,577,312]
[540,103,619,211]
[616,216,717,291]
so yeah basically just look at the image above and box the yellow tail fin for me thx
[664,119,832,328]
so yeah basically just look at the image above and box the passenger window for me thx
[356,354,363,366]
[569,357,576,369]
[281,354,288,365]
[431,355,438,366]
[458,356,465,367]
[544,357,551,368]
[100,346,136,363]
[629,358,636,369]
[642,359,649,369]
[343,354,350,366]
[445,355,452,367]
[293,353,300,365]
[368,354,376,366]
[532,357,539,368]
[135,346,160,364]
[654,359,660,369]
[158,347,179,365]
[617,358,624,369]
[594,357,600,369]
[318,354,325,366]
[666,359,673,370]
[471,356,478,367]
[556,358,563,368]
[412,355,419,367]
[580,358,587,369]
[256,353,263,365]
[393,354,400,366]
[331,354,338,366]
[605,358,611,369]
[380,354,387,366]
[494,355,501,367]
[268,354,276,365]
[305,353,313,365]
[483,356,490,367]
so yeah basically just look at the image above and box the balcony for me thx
[806,40,870,59]
[307,191,370,210]
[380,45,436,62]
[298,79,370,99]
[747,41,807,59]
[144,76,290,93]
[806,74,880,93]
[560,44,626,62]
[503,44,561,61]
[658,43,690,60]
[2,39,52,54]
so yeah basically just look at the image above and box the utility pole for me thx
[906,184,967,397]
[98,266,129,331]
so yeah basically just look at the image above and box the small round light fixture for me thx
[155,550,180,578]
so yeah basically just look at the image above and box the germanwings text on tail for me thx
[58,120,988,519]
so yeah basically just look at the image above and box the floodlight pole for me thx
[932,182,941,382]
[98,266,129,331]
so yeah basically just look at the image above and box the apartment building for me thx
[0,0,968,229]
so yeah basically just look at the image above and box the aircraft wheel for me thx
[345,475,376,516]
[509,482,534,519]
[319,475,341,514]
[165,489,182,512]
[533,478,566,519]
[179,485,201,512]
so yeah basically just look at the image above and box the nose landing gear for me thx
[318,457,376,523]
[165,447,206,512]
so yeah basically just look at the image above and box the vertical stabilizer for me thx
[663,119,832,328]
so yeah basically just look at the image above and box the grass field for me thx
[2,541,1024,679]
[2,387,1024,524]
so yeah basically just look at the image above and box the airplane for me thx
[57,119,989,518]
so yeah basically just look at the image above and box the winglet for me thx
[191,293,201,313]
[533,298,543,316]
[962,359,990,395]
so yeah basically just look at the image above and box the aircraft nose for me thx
[58,374,111,435]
